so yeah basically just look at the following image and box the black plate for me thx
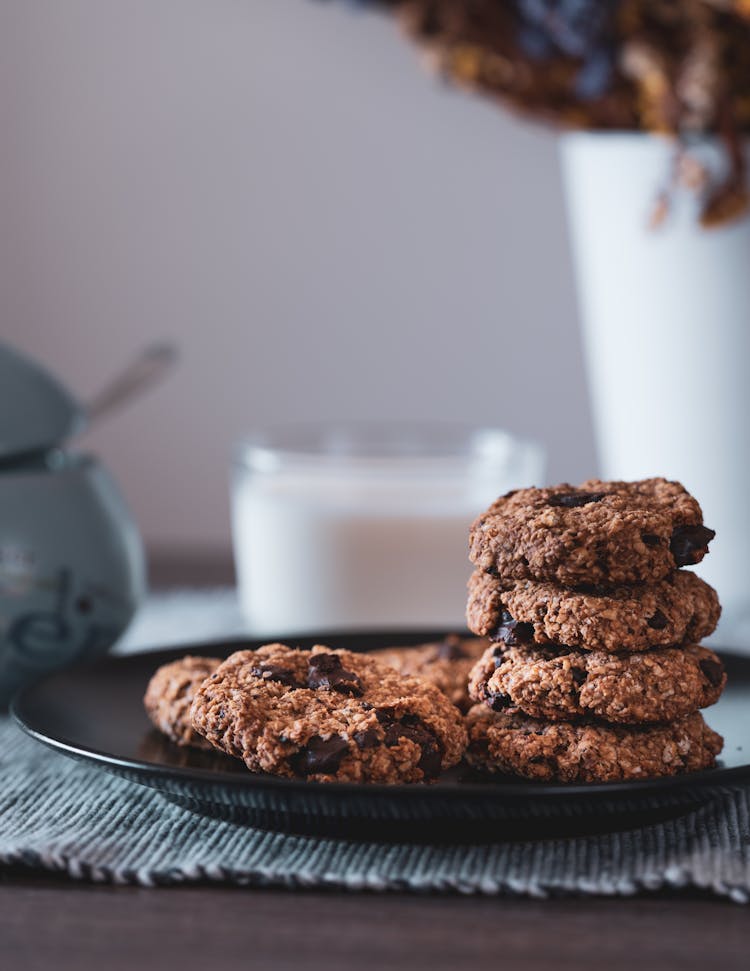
[12,631,750,841]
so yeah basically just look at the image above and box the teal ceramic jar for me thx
[0,344,145,706]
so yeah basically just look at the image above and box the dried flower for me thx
[317,0,750,225]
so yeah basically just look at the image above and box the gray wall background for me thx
[0,0,596,553]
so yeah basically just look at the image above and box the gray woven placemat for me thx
[2,717,750,900]
[2,591,749,900]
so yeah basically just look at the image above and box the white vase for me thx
[560,132,750,650]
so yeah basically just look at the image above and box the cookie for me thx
[190,644,468,783]
[143,656,221,749]
[466,568,720,653]
[370,635,488,711]
[469,478,714,587]
[464,705,723,782]
[468,642,726,725]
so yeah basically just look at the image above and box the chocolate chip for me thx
[641,533,661,547]
[495,641,569,662]
[699,657,725,687]
[576,582,612,596]
[648,609,669,630]
[491,609,535,647]
[380,712,443,779]
[375,708,444,779]
[548,491,606,508]
[353,728,379,749]
[571,667,587,687]
[487,691,513,712]
[670,524,715,566]
[436,636,468,661]
[537,644,574,660]
[501,489,519,500]
[307,653,363,696]
[288,734,349,775]
[249,663,301,688]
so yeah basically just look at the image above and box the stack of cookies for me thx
[464,478,727,782]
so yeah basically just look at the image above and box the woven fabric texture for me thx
[2,719,750,899]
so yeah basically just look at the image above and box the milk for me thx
[232,431,544,635]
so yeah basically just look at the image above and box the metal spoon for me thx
[86,343,178,427]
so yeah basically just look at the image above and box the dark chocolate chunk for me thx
[288,734,349,775]
[548,491,606,508]
[575,582,613,596]
[382,708,444,779]
[249,663,301,688]
[353,728,380,749]
[491,609,535,646]
[699,657,725,688]
[436,636,468,661]
[493,642,572,663]
[487,691,513,712]
[670,524,715,566]
[537,644,574,660]
[571,667,587,687]
[641,533,661,547]
[307,653,363,696]
[382,715,443,779]
[648,609,669,630]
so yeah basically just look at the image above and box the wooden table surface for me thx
[3,553,749,970]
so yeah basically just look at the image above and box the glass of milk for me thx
[231,422,544,635]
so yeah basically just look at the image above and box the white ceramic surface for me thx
[561,132,750,649]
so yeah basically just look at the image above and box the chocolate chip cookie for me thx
[468,642,726,725]
[466,569,720,653]
[469,479,714,587]
[144,655,221,749]
[370,635,488,712]
[189,644,468,783]
[464,705,723,782]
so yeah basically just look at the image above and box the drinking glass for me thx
[231,422,544,635]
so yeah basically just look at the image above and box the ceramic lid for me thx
[0,342,84,459]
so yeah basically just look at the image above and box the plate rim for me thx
[11,632,750,802]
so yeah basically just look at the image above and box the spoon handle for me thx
[86,342,178,425]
